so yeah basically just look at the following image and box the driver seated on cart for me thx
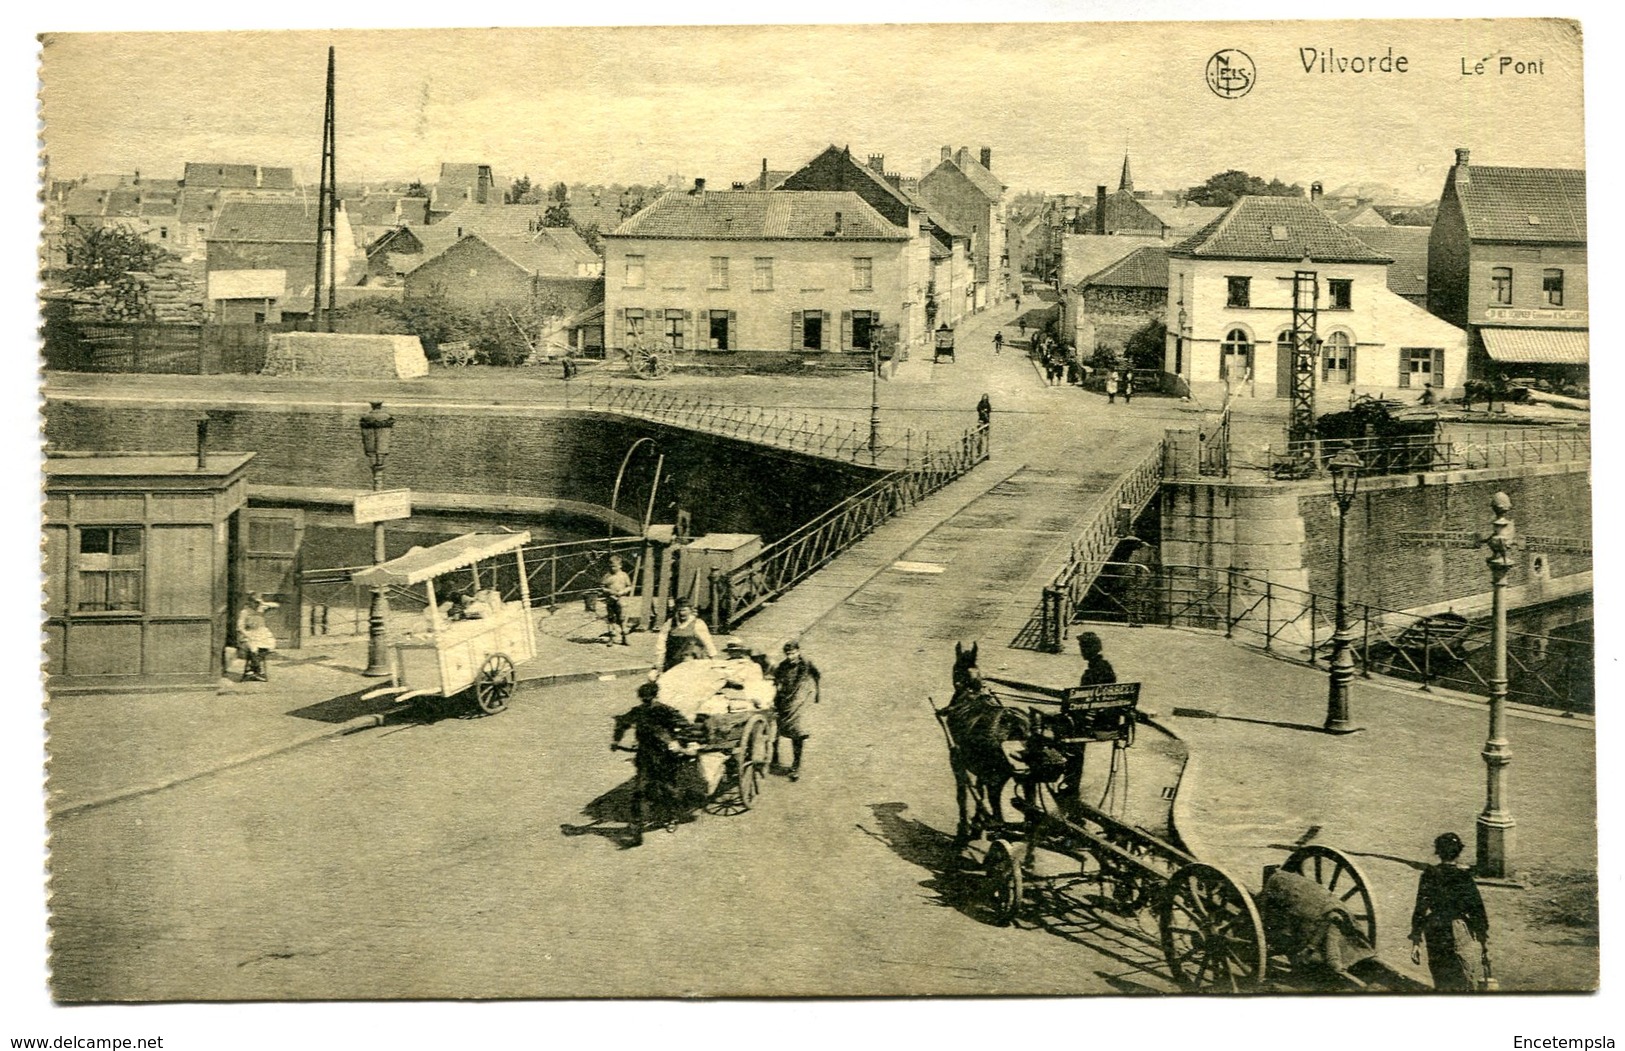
[612,681,701,846]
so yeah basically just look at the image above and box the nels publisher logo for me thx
[1206,49,1256,98]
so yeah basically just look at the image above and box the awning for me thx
[351,531,531,588]
[1480,327,1589,365]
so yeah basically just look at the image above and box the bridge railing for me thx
[1035,442,1167,652]
[584,381,927,468]
[1283,427,1589,478]
[709,423,991,633]
[1069,561,1593,713]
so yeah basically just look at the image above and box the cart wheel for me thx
[1282,844,1379,950]
[1160,862,1267,992]
[1094,829,1156,915]
[985,838,1024,927]
[474,653,515,714]
[732,714,770,811]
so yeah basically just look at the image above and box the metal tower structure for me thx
[1289,268,1319,450]
[313,47,338,333]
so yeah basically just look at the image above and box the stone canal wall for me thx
[44,397,883,544]
[1162,459,1591,613]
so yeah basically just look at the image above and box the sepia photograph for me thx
[8,4,1618,1047]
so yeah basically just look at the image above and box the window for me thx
[1226,276,1250,308]
[709,257,729,290]
[1220,328,1253,380]
[802,310,823,350]
[709,310,731,350]
[159,226,169,240]
[1543,268,1564,306]
[1322,332,1352,380]
[664,309,685,350]
[753,257,774,291]
[1400,347,1441,389]
[624,308,645,342]
[1490,266,1512,305]
[851,310,874,350]
[852,257,873,291]
[1327,279,1352,310]
[624,254,646,288]
[76,526,142,612]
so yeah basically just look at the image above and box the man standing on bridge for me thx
[1077,632,1117,687]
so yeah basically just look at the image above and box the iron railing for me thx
[297,535,648,638]
[584,381,931,468]
[1070,561,1593,714]
[1035,442,1167,652]
[1199,406,1230,477]
[1284,427,1590,478]
[708,423,991,632]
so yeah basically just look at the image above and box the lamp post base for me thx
[1476,812,1517,881]
[363,587,392,678]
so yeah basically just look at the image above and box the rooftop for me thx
[1169,196,1393,264]
[607,191,907,241]
[1451,163,1586,243]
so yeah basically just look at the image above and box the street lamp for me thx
[1477,491,1517,878]
[869,329,883,466]
[359,401,395,677]
[1324,444,1363,734]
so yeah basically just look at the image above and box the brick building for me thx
[1426,148,1587,386]
[918,145,1007,310]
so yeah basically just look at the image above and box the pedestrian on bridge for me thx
[1105,371,1119,404]
[1077,632,1117,687]
[977,393,992,427]
[1121,370,1136,404]
[656,598,718,671]
[773,640,821,782]
[993,330,1004,355]
[1409,832,1491,991]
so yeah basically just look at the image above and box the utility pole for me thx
[313,46,338,332]
[1289,267,1319,458]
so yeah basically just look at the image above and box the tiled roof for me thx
[209,200,318,244]
[104,190,141,217]
[1077,191,1166,235]
[346,193,409,227]
[935,151,1005,201]
[402,205,601,276]
[1453,165,1586,243]
[179,191,219,225]
[1081,245,1169,290]
[1169,196,1392,263]
[1060,234,1164,289]
[61,186,108,217]
[606,191,907,241]
[183,162,295,190]
[1350,225,1430,299]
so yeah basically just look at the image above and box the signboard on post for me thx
[354,488,412,524]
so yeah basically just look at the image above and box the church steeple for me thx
[1119,154,1134,194]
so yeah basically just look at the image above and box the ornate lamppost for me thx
[1324,444,1364,733]
[1477,491,1517,877]
[359,401,395,677]
[869,329,884,466]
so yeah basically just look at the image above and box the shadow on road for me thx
[561,776,702,849]
[861,801,1175,992]
[286,688,408,724]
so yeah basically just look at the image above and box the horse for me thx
[937,642,1032,844]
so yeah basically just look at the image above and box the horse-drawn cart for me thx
[651,657,779,811]
[355,532,535,714]
[932,644,1412,992]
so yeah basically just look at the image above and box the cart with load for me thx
[649,656,779,811]
[355,531,535,715]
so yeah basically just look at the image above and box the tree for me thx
[404,181,431,198]
[64,224,169,321]
[1124,320,1167,371]
[1184,170,1305,208]
[506,175,535,205]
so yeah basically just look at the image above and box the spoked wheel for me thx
[1095,830,1157,916]
[1283,844,1379,950]
[985,838,1025,927]
[730,714,771,812]
[638,351,673,379]
[473,653,516,714]
[1160,862,1268,992]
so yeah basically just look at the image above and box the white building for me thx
[1165,196,1467,402]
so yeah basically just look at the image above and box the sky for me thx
[38,19,1586,202]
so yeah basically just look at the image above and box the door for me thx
[242,508,305,648]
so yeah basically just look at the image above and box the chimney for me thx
[195,414,210,470]
[690,178,706,195]
[1454,147,1471,184]
[833,211,843,236]
[885,173,902,190]
[1095,185,1107,235]
[731,182,746,191]
[133,170,140,185]
[255,166,264,188]
[941,145,952,161]
[868,153,885,175]
[1310,181,1323,201]
[979,146,992,170]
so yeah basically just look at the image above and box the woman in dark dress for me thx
[1409,832,1490,990]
